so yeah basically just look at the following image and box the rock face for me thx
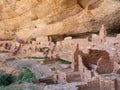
[0,0,120,40]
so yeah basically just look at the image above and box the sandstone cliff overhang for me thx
[0,0,120,40]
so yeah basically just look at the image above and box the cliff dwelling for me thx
[0,0,120,90]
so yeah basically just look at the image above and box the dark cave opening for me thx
[108,29,120,37]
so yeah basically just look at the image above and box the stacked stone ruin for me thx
[0,25,120,90]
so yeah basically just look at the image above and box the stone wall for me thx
[77,75,120,90]
[77,77,100,90]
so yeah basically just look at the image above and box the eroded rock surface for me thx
[0,0,119,40]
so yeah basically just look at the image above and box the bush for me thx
[0,51,9,53]
[17,68,36,82]
[0,74,14,86]
[57,59,72,64]
[6,58,16,61]
[24,56,44,59]
[0,86,22,90]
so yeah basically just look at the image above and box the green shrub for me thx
[57,59,72,64]
[0,74,14,86]
[0,51,9,53]
[0,86,22,90]
[6,58,16,61]
[17,68,36,82]
[24,56,44,59]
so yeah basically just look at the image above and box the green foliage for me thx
[6,58,16,61]
[0,51,9,53]
[0,86,22,90]
[17,68,36,82]
[57,59,72,64]
[24,56,44,59]
[44,56,49,59]
[0,74,14,86]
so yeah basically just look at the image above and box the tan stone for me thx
[99,24,107,43]
[96,58,114,74]
[36,36,49,42]
[0,0,119,40]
